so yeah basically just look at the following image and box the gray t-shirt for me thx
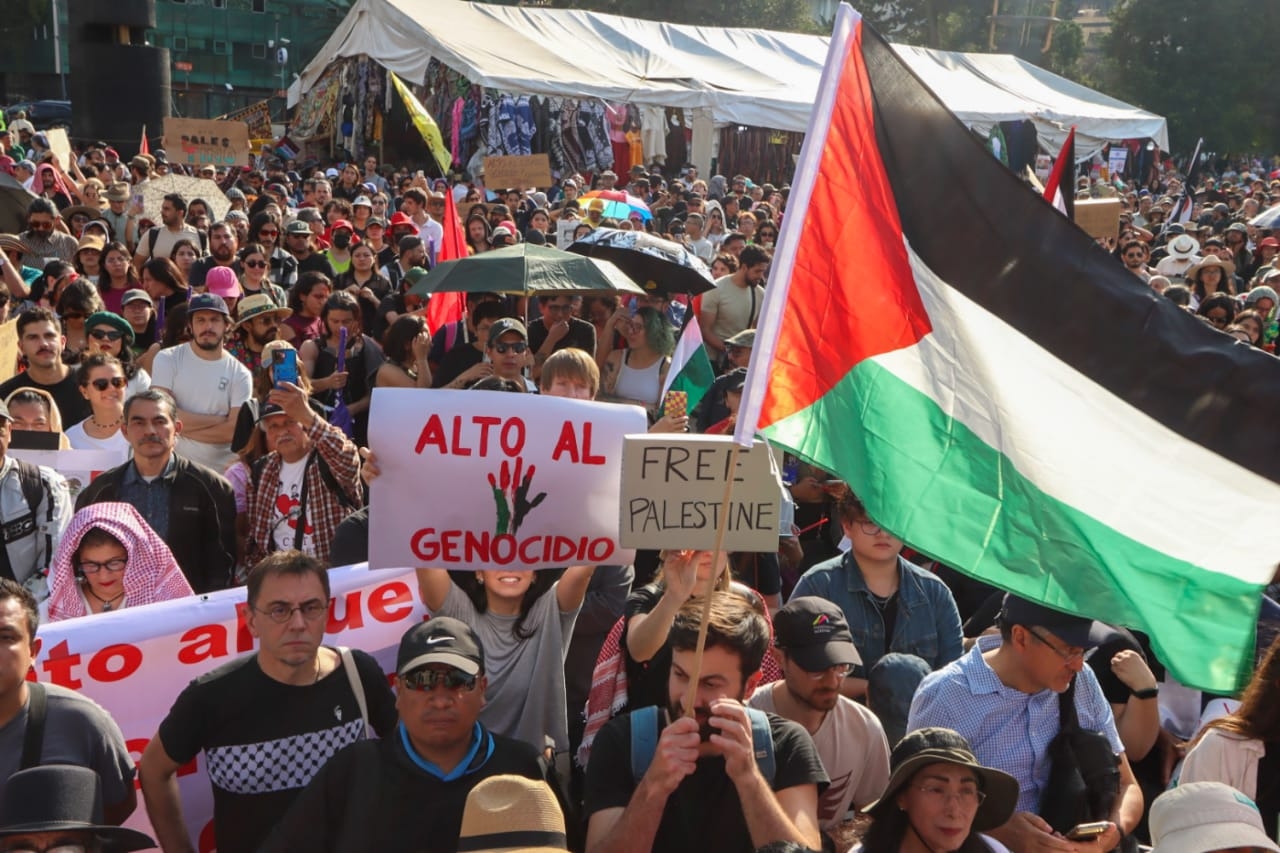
[0,683,135,807]
[438,581,580,754]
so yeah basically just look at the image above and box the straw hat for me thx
[1186,255,1235,284]
[1165,234,1201,260]
[455,775,567,852]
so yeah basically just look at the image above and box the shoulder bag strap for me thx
[20,682,47,770]
[338,646,371,738]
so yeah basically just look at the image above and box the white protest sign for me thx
[1109,147,1129,177]
[31,564,425,851]
[619,434,781,552]
[368,389,646,570]
[556,217,581,249]
[10,447,128,503]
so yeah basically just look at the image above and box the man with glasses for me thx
[1120,239,1153,282]
[486,318,538,392]
[907,594,1142,853]
[242,379,362,568]
[284,220,336,279]
[19,199,77,267]
[791,492,963,702]
[227,294,290,374]
[529,294,596,380]
[140,551,397,853]
[748,597,891,843]
[260,617,561,851]
[76,389,236,594]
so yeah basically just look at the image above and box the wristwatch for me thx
[1132,686,1159,700]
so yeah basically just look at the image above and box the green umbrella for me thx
[410,243,646,297]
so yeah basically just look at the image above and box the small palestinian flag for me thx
[736,4,1280,692]
[661,314,715,414]
[1042,127,1075,217]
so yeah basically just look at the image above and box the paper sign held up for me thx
[162,117,251,168]
[1073,198,1121,241]
[483,154,552,189]
[620,434,781,552]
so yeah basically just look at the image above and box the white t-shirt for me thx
[687,236,714,263]
[143,224,201,261]
[417,216,444,253]
[150,344,252,472]
[270,457,314,554]
[65,422,131,456]
[702,275,765,343]
[749,684,892,829]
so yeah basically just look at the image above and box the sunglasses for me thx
[89,328,125,342]
[402,668,478,692]
[259,229,279,237]
[245,259,268,269]
[90,376,127,391]
[26,221,53,232]
[491,341,528,354]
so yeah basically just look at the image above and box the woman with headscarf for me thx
[45,502,194,620]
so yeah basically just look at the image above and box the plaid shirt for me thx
[244,417,362,567]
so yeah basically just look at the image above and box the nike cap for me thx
[397,616,485,677]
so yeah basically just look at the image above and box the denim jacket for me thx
[792,552,963,676]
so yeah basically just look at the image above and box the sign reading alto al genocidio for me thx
[31,564,425,851]
[368,389,647,570]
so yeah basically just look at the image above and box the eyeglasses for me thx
[913,783,986,808]
[89,329,125,342]
[492,341,528,354]
[402,667,478,693]
[1207,313,1229,325]
[802,663,852,679]
[245,259,268,269]
[857,521,884,536]
[254,600,329,623]
[78,557,126,574]
[26,220,53,232]
[90,377,127,391]
[1027,627,1086,663]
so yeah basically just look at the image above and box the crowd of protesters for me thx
[0,113,1279,853]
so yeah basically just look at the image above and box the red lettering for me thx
[177,624,228,664]
[411,527,440,561]
[582,422,606,465]
[327,591,364,633]
[551,420,578,463]
[473,415,501,456]
[492,534,516,564]
[519,535,542,563]
[40,639,82,689]
[199,819,218,853]
[588,539,615,561]
[369,582,413,623]
[441,529,461,562]
[414,414,446,454]
[450,415,472,456]
[234,602,254,653]
[409,530,614,567]
[87,643,143,682]
[464,529,488,561]
[500,418,525,456]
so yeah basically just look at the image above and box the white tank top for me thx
[613,351,664,406]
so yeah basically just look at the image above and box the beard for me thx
[249,326,278,347]
[212,246,234,262]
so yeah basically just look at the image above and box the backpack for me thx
[143,226,208,259]
[2,460,52,546]
[628,704,776,785]
[249,449,363,548]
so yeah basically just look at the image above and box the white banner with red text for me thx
[368,389,646,571]
[31,564,426,852]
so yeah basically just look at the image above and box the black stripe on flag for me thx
[858,27,1280,485]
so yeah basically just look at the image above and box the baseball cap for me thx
[255,402,288,424]
[397,617,484,676]
[487,318,527,342]
[773,597,862,671]
[352,195,373,208]
[0,400,11,422]
[186,292,231,317]
[286,220,313,235]
[121,289,153,308]
[998,594,1102,650]
[1149,782,1280,853]
[724,329,756,348]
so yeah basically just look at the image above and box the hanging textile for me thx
[641,105,667,166]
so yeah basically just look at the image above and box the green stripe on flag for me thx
[763,359,1258,693]
[667,349,715,414]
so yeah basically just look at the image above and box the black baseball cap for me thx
[397,617,485,677]
[999,594,1103,650]
[773,597,861,671]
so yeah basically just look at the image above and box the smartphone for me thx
[663,390,688,420]
[272,348,298,389]
[1066,822,1110,841]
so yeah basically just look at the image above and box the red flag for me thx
[139,125,150,157]
[1042,127,1075,218]
[426,188,468,336]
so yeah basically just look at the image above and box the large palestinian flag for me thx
[736,5,1280,692]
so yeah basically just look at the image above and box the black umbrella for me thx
[566,228,716,295]
[0,173,37,235]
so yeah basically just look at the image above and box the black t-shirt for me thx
[373,294,406,343]
[0,368,90,426]
[433,343,484,388]
[623,584,671,712]
[527,316,596,357]
[261,727,556,853]
[584,710,827,853]
[188,257,240,288]
[157,650,398,853]
[296,252,337,279]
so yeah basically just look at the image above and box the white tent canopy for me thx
[292,0,1167,163]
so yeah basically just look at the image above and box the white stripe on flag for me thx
[736,4,861,447]
[661,315,707,400]
[870,241,1280,583]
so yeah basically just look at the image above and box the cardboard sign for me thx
[10,448,128,503]
[0,318,18,383]
[1074,198,1122,241]
[368,389,646,570]
[162,117,251,168]
[45,128,72,171]
[220,100,273,141]
[619,435,781,552]
[32,563,424,846]
[482,154,552,190]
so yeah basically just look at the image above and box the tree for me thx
[1098,0,1280,153]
